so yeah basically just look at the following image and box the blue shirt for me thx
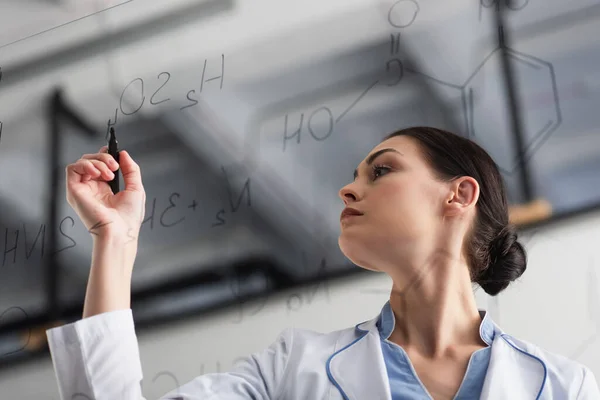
[376,301,496,399]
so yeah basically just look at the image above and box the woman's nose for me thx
[338,184,359,204]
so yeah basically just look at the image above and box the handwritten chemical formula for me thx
[277,0,560,176]
[229,251,331,324]
[0,166,250,269]
[106,54,225,138]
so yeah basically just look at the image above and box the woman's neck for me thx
[387,257,486,358]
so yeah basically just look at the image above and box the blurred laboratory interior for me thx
[0,0,600,398]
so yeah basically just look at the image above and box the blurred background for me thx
[0,0,600,397]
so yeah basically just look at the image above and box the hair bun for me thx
[479,224,527,296]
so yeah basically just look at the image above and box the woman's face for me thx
[337,135,450,272]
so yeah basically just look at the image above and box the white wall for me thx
[0,209,599,398]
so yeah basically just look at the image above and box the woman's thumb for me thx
[118,150,144,192]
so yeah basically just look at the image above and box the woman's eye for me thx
[372,165,391,179]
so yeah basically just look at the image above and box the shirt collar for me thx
[376,300,497,346]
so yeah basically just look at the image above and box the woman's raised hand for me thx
[65,146,146,242]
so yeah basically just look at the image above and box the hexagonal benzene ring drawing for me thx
[463,47,562,175]
[405,45,562,176]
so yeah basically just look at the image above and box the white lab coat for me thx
[46,308,600,400]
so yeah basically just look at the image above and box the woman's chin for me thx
[338,237,379,272]
[337,235,354,256]
[356,264,381,272]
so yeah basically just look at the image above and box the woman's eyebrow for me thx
[353,148,403,179]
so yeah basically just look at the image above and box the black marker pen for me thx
[108,127,120,194]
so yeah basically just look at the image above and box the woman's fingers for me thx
[67,147,142,191]
[68,159,115,181]
[66,160,93,191]
[118,150,144,193]
[88,159,115,179]
[81,152,119,172]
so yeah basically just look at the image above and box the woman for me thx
[47,126,598,400]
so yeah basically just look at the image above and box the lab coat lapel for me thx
[480,334,546,400]
[327,318,392,400]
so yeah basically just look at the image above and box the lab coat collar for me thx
[326,302,548,400]
[326,319,393,400]
[375,300,498,345]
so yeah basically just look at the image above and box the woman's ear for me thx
[445,177,479,214]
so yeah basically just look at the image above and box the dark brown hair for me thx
[384,126,527,296]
